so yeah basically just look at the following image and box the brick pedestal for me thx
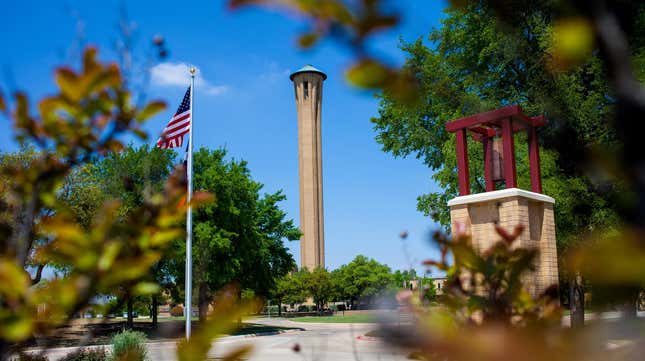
[448,188,558,296]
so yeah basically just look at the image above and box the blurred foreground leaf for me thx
[0,47,192,358]
[177,285,258,361]
[549,17,595,70]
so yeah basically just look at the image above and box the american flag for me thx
[156,86,191,149]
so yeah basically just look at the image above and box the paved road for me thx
[28,312,645,360]
[35,318,410,361]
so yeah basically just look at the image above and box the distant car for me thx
[95,314,103,318]
[83,314,93,318]
[106,313,116,318]
[132,311,139,318]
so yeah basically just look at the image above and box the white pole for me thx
[185,67,196,339]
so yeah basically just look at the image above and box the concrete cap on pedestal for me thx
[447,188,555,207]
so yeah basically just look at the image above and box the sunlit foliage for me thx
[0,48,218,359]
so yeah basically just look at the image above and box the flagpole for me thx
[186,67,196,339]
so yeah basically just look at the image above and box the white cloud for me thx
[259,61,291,82]
[150,62,229,96]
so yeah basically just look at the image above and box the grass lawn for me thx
[290,314,376,323]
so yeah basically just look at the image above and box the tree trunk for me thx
[1,340,11,361]
[152,295,159,328]
[277,298,282,317]
[569,273,585,328]
[623,288,639,319]
[127,296,134,329]
[237,289,243,327]
[198,282,209,322]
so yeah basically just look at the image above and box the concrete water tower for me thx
[290,65,326,270]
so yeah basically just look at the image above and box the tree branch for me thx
[31,264,45,285]
[586,0,645,229]
[590,1,645,108]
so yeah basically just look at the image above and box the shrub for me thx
[169,305,184,317]
[59,348,108,361]
[111,330,147,361]
[297,305,313,312]
[17,353,48,361]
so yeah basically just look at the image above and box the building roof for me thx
[290,64,327,81]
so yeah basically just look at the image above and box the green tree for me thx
[372,3,626,242]
[334,255,393,309]
[391,269,417,290]
[89,144,176,328]
[82,144,175,214]
[60,144,176,328]
[169,148,299,321]
[273,269,309,315]
[420,277,437,303]
[307,267,334,313]
[271,277,289,317]
[0,147,65,282]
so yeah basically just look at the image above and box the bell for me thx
[492,138,505,181]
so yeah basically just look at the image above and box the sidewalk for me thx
[561,311,645,326]
[20,328,303,361]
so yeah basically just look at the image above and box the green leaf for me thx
[97,242,122,271]
[55,68,81,101]
[550,17,594,70]
[0,313,33,341]
[136,101,167,122]
[133,282,160,295]
[298,33,319,48]
[346,59,390,89]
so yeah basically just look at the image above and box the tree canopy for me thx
[333,255,393,306]
[307,267,334,312]
[270,256,413,311]
[273,269,310,308]
[58,144,177,327]
[61,144,176,226]
[168,148,300,319]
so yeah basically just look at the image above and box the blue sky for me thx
[1,0,449,274]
